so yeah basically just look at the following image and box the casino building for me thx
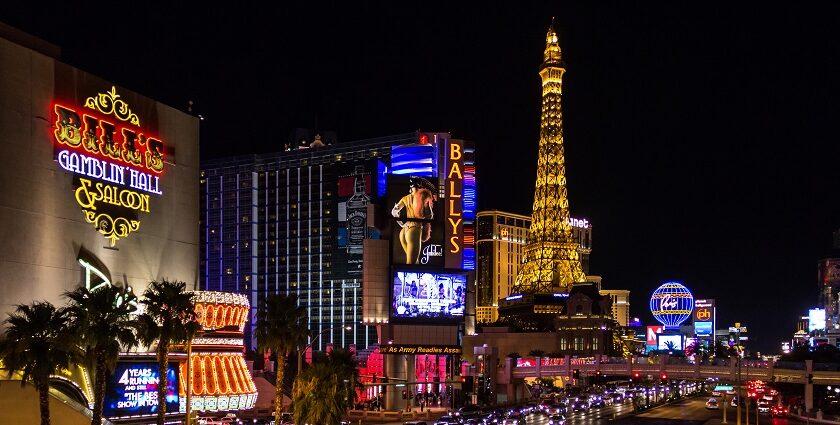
[0,24,262,423]
[0,24,199,324]
[202,132,477,409]
[474,210,593,323]
[200,133,477,356]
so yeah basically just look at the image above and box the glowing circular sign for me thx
[649,281,694,329]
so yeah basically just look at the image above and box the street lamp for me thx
[297,325,353,374]
[736,354,742,425]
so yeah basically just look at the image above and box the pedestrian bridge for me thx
[509,358,840,385]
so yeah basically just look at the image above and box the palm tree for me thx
[292,362,343,425]
[64,285,139,425]
[136,280,198,425]
[314,348,359,412]
[527,349,546,358]
[254,294,309,423]
[0,302,77,425]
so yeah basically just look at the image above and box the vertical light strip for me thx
[203,173,209,291]
[353,285,358,346]
[310,166,319,350]
[288,169,293,298]
[320,165,326,347]
[275,171,280,294]
[235,173,240,293]
[218,175,224,292]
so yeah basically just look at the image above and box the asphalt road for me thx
[363,397,808,425]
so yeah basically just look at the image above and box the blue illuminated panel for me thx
[377,160,388,198]
[463,165,476,220]
[390,144,436,177]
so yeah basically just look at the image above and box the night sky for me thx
[4,2,840,352]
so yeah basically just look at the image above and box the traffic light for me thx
[402,390,407,399]
[462,376,474,393]
[660,373,668,382]
[631,371,640,382]
[573,369,580,379]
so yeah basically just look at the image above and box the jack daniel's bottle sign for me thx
[346,175,369,254]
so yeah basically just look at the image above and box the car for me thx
[548,414,566,425]
[546,403,566,415]
[501,413,525,425]
[706,398,720,410]
[434,415,459,425]
[454,405,482,418]
[589,395,606,408]
[403,421,428,425]
[571,399,590,412]
[757,401,770,413]
[771,405,789,417]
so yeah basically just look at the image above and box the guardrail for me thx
[509,359,837,385]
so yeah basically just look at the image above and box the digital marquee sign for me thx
[379,344,462,355]
[694,321,713,337]
[388,175,444,266]
[392,270,467,321]
[657,334,684,351]
[52,86,166,246]
[103,361,179,419]
[646,325,663,346]
[809,308,826,332]
[694,298,715,337]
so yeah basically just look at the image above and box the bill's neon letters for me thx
[53,104,164,173]
[52,87,166,246]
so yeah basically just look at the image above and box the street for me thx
[363,397,808,425]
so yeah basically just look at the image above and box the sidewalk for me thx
[347,406,449,423]
[790,412,840,424]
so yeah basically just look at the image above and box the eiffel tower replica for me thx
[499,21,587,329]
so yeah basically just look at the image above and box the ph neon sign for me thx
[52,86,166,245]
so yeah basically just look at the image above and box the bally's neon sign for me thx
[445,140,464,268]
[52,87,166,246]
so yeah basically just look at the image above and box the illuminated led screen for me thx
[103,362,179,418]
[810,308,826,332]
[694,321,713,336]
[392,271,467,320]
[657,334,684,351]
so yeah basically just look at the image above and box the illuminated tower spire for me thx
[512,21,586,294]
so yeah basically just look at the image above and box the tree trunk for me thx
[92,352,106,425]
[37,379,51,425]
[157,342,168,425]
[274,354,287,423]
